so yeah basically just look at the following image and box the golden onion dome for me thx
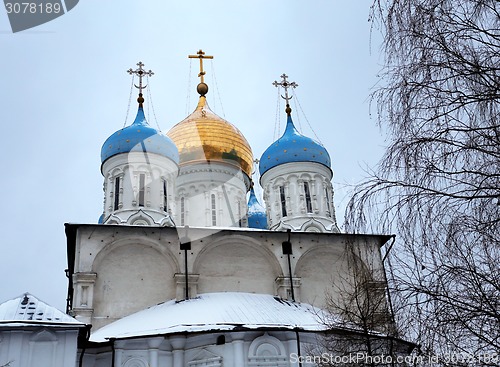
[167,96,253,177]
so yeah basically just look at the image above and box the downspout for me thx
[180,237,191,300]
[295,329,303,367]
[110,338,116,367]
[79,324,92,367]
[282,229,295,301]
[180,226,191,300]
[65,268,72,314]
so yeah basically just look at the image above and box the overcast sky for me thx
[0,1,386,311]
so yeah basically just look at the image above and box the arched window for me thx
[138,174,145,207]
[211,194,217,226]
[279,186,287,217]
[113,177,120,211]
[163,179,168,212]
[304,181,313,213]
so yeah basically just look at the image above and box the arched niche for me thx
[28,329,58,367]
[92,238,179,323]
[30,329,57,342]
[295,245,360,308]
[193,235,282,295]
[123,357,148,367]
[248,333,288,366]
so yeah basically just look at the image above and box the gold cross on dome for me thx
[127,61,154,94]
[273,73,298,106]
[188,49,214,84]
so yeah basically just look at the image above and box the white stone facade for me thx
[260,162,339,232]
[101,152,178,226]
[80,330,316,367]
[174,162,250,228]
[0,328,80,367]
[0,293,84,367]
[67,225,388,331]
[65,223,401,367]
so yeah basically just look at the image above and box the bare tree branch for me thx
[347,0,500,366]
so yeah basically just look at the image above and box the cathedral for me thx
[0,52,413,367]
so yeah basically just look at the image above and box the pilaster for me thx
[71,272,97,324]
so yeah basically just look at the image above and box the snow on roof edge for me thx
[0,292,83,326]
[90,292,329,343]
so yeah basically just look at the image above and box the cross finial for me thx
[273,74,298,115]
[188,49,214,96]
[127,61,154,107]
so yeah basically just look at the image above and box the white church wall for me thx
[193,235,282,294]
[260,162,338,232]
[175,162,250,228]
[69,225,390,332]
[295,245,353,308]
[91,243,177,330]
[81,330,319,367]
[101,152,178,225]
[0,328,79,367]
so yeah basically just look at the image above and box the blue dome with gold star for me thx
[259,115,331,176]
[247,187,267,229]
[101,107,179,165]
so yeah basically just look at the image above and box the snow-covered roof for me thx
[0,292,83,327]
[90,292,329,342]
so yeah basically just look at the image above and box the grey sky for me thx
[0,1,385,311]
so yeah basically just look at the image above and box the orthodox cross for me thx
[188,49,213,84]
[273,74,298,106]
[127,62,154,105]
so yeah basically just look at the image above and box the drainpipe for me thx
[78,324,92,367]
[180,229,191,300]
[295,329,303,367]
[110,338,116,367]
[282,229,295,301]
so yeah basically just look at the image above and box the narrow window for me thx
[325,188,331,215]
[211,194,217,226]
[113,177,120,211]
[279,186,287,217]
[180,197,185,226]
[138,174,145,207]
[304,182,313,213]
[163,179,168,212]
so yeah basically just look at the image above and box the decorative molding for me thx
[248,333,288,366]
[123,357,148,367]
[188,349,222,367]
[174,273,200,299]
[275,276,302,302]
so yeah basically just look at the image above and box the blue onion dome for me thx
[259,114,331,176]
[101,107,179,165]
[247,187,268,229]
